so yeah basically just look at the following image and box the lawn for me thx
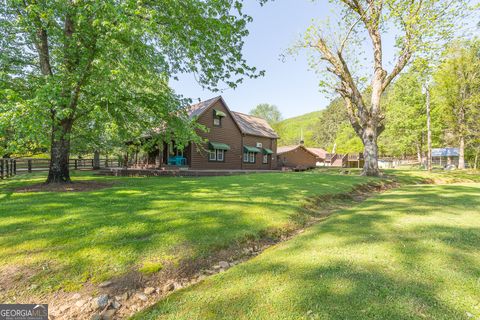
[0,170,371,297]
[135,181,480,320]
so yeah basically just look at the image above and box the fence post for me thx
[28,159,32,173]
[74,159,78,170]
[5,159,9,178]
[0,159,3,179]
[13,160,16,175]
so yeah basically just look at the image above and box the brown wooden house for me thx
[140,96,279,170]
[277,145,327,169]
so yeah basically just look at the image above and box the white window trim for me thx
[217,149,224,161]
[263,154,268,164]
[209,150,216,161]
[249,152,255,163]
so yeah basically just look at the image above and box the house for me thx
[277,144,327,169]
[149,96,278,170]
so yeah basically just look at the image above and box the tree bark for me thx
[458,135,465,169]
[361,125,380,176]
[416,141,422,164]
[93,150,100,170]
[474,149,479,170]
[47,118,73,183]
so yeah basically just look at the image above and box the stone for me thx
[130,304,139,311]
[213,265,221,270]
[59,305,70,313]
[135,292,148,302]
[121,292,129,301]
[75,300,87,308]
[96,294,109,309]
[144,287,155,295]
[218,261,229,268]
[98,281,113,288]
[71,293,81,300]
[90,313,101,320]
[163,282,175,292]
[101,309,116,320]
[29,284,38,290]
[112,300,122,309]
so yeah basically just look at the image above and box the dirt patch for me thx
[14,181,114,193]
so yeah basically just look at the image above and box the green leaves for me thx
[1,0,262,157]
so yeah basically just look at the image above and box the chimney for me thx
[299,128,304,145]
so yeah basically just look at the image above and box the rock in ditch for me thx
[162,282,175,292]
[101,309,116,320]
[98,281,113,288]
[144,287,155,295]
[135,292,148,302]
[75,300,86,308]
[218,261,229,268]
[96,294,109,309]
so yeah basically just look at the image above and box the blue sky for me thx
[171,0,479,119]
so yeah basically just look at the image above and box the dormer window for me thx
[213,109,226,127]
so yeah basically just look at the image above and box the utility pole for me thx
[424,82,432,171]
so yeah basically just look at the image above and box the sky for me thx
[170,0,480,120]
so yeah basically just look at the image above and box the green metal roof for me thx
[214,109,226,117]
[243,145,261,153]
[209,142,231,150]
[263,148,273,155]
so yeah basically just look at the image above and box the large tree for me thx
[249,103,282,124]
[300,0,467,176]
[1,0,263,183]
[434,39,480,169]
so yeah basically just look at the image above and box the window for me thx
[216,149,224,161]
[243,152,256,163]
[213,117,221,126]
[209,150,217,161]
[263,154,268,164]
[209,149,225,162]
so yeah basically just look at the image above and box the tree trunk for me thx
[458,135,465,169]
[361,125,380,176]
[47,119,73,184]
[474,149,479,170]
[93,150,100,170]
[416,141,422,164]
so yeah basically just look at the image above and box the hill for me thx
[272,110,324,146]
[273,97,349,149]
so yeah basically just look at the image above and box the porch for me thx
[126,141,191,170]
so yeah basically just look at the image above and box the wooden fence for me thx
[0,158,122,179]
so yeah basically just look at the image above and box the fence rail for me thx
[0,158,122,179]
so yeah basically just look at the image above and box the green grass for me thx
[135,181,480,320]
[0,170,371,294]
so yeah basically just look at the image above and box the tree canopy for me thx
[249,103,282,124]
[0,0,263,182]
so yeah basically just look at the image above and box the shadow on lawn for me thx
[136,183,480,320]
[0,172,368,292]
